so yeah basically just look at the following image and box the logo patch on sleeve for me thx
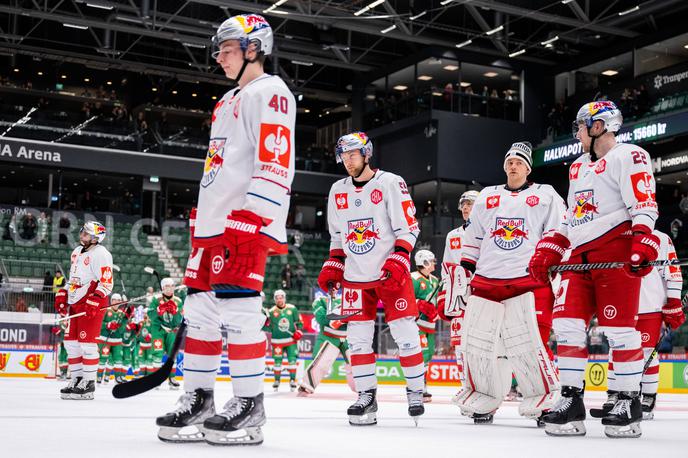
[259,123,291,168]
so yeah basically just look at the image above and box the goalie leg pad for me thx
[458,295,509,415]
[300,340,340,394]
[501,292,560,418]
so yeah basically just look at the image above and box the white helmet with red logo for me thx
[80,221,106,243]
[335,132,373,163]
[212,14,273,58]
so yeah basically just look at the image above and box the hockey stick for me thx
[548,257,688,273]
[325,282,362,320]
[112,320,186,399]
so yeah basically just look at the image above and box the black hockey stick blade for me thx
[326,310,362,320]
[112,321,187,399]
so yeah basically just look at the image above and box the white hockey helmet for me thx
[274,289,286,300]
[573,101,623,138]
[111,293,122,302]
[80,221,106,243]
[160,278,175,289]
[503,141,533,173]
[335,132,373,163]
[459,190,479,208]
[414,249,436,268]
[211,14,273,58]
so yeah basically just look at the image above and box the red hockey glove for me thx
[164,300,178,316]
[84,291,106,319]
[436,290,449,321]
[212,209,269,291]
[54,289,68,316]
[126,322,138,332]
[417,299,438,321]
[662,298,686,329]
[330,320,343,330]
[380,251,411,290]
[317,250,345,291]
[624,227,660,278]
[106,321,120,331]
[144,334,152,343]
[529,233,570,284]
[292,329,303,341]
[51,326,62,336]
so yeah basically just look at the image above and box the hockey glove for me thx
[380,251,411,290]
[84,291,106,319]
[54,289,68,316]
[163,300,178,316]
[144,334,152,343]
[417,299,438,321]
[106,321,120,331]
[528,233,570,284]
[126,322,138,332]
[662,298,686,329]
[51,326,62,336]
[292,329,303,341]
[317,249,345,291]
[625,227,660,278]
[330,319,343,330]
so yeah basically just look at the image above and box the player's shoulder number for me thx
[268,94,289,114]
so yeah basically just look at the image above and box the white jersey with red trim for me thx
[441,225,465,281]
[639,230,683,314]
[561,143,658,252]
[462,183,566,280]
[327,170,419,287]
[193,74,295,254]
[66,244,113,304]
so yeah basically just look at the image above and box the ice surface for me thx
[1,379,687,457]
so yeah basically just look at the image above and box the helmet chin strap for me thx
[231,48,262,85]
[587,124,607,162]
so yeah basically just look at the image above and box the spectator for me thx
[588,318,606,354]
[464,85,474,95]
[294,264,306,292]
[679,194,688,214]
[52,271,66,293]
[43,271,53,292]
[145,286,155,306]
[670,218,683,241]
[15,296,27,313]
[37,211,49,243]
[281,263,292,289]
[21,213,37,240]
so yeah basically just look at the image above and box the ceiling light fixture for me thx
[541,36,559,46]
[354,0,386,16]
[443,65,459,71]
[409,11,427,20]
[85,2,114,10]
[486,25,504,36]
[601,69,618,76]
[63,23,88,30]
[618,5,640,16]
[381,25,396,34]
[509,49,526,58]
[393,85,408,91]
[483,71,498,77]
[456,39,472,48]
[291,59,314,66]
[417,75,433,81]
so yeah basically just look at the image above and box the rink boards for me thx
[2,346,688,394]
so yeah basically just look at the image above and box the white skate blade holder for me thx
[544,421,586,437]
[348,411,377,426]
[642,411,654,421]
[604,423,641,439]
[205,426,265,446]
[157,425,206,443]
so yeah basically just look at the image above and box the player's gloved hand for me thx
[51,326,61,335]
[292,329,303,341]
[317,249,345,291]
[106,321,120,331]
[164,300,178,316]
[528,233,570,284]
[144,333,152,343]
[330,320,343,330]
[624,227,660,278]
[126,322,138,332]
[417,299,438,321]
[662,298,686,329]
[54,289,68,316]
[436,289,447,319]
[380,250,411,290]
[84,291,106,319]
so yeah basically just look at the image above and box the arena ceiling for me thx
[1,0,688,103]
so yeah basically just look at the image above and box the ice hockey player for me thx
[137,315,153,378]
[156,13,295,446]
[318,131,425,426]
[52,321,69,380]
[298,289,354,395]
[455,142,564,425]
[54,221,113,400]
[264,289,303,392]
[121,315,140,381]
[437,190,478,403]
[148,278,184,389]
[529,101,660,438]
[592,229,684,421]
[96,293,127,384]
[411,249,440,402]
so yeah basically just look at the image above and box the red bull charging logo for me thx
[490,217,528,250]
[345,218,379,254]
[201,137,226,188]
[571,190,598,227]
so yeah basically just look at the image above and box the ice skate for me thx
[590,390,618,418]
[641,393,656,420]
[272,380,280,392]
[60,376,82,400]
[407,389,424,426]
[347,389,377,426]
[289,380,297,392]
[204,393,266,446]
[542,386,586,436]
[115,375,126,384]
[70,379,95,400]
[168,376,180,390]
[602,391,642,438]
[156,388,215,443]
[472,412,494,424]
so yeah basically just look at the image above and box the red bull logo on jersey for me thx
[490,217,528,250]
[345,218,379,254]
[571,190,598,227]
[202,138,226,188]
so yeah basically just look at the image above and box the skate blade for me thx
[604,423,641,438]
[348,413,377,426]
[204,427,264,446]
[544,421,586,436]
[412,416,420,427]
[168,385,180,391]
[70,393,94,400]
[158,425,206,443]
[60,393,73,400]
[642,411,654,421]
[473,416,494,425]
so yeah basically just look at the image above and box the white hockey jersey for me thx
[441,225,465,284]
[561,143,658,253]
[66,244,113,305]
[639,230,683,314]
[462,183,566,280]
[327,170,420,287]
[193,74,296,255]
